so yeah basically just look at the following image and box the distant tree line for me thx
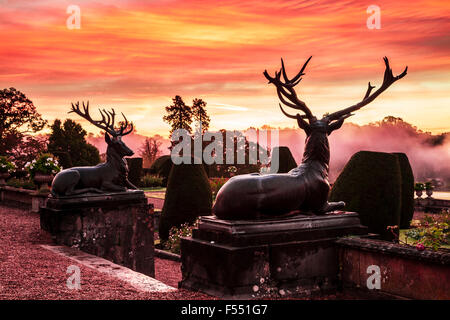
[159,95,267,177]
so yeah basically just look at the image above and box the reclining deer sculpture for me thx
[213,57,407,219]
[51,102,138,197]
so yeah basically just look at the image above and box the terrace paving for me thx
[0,204,395,300]
[0,205,212,300]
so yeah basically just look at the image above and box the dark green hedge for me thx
[329,151,406,240]
[158,163,212,240]
[149,155,173,186]
[394,153,415,229]
[272,146,297,173]
[126,157,143,187]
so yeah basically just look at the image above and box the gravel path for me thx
[0,204,405,300]
[0,205,212,300]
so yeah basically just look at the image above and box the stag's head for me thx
[69,101,134,157]
[264,56,407,136]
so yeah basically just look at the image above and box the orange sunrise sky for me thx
[1,0,449,137]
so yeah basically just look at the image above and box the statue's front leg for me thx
[319,201,346,213]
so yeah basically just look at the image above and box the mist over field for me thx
[280,121,450,183]
[87,118,450,184]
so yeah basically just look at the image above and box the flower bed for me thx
[163,219,199,255]
[402,212,449,250]
[209,177,228,200]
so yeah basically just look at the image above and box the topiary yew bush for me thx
[329,151,407,240]
[126,157,143,187]
[158,162,212,241]
[272,146,297,173]
[150,155,173,186]
[394,153,415,229]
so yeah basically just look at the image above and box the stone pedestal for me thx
[180,212,367,299]
[40,190,154,277]
[32,192,49,213]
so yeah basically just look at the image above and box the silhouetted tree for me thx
[372,116,419,136]
[48,119,100,167]
[163,95,193,135]
[192,98,210,133]
[425,133,446,146]
[9,135,48,169]
[0,88,46,155]
[140,136,163,167]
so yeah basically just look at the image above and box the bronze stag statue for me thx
[213,56,407,219]
[51,102,138,197]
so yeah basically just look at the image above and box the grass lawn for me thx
[141,187,166,192]
[145,192,165,199]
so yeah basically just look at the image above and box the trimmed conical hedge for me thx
[329,151,403,240]
[150,155,173,186]
[272,146,298,173]
[394,153,415,228]
[158,163,212,240]
[126,157,143,187]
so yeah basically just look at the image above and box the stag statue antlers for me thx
[51,102,138,197]
[213,56,407,219]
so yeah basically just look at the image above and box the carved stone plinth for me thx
[40,190,154,277]
[179,212,367,299]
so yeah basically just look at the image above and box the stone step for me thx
[41,244,176,293]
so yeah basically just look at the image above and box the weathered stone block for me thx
[180,212,367,298]
[40,191,154,277]
[337,237,450,299]
[0,186,48,211]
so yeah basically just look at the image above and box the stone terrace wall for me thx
[336,237,450,299]
[40,192,155,277]
[0,186,48,212]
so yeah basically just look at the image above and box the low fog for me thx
[86,117,450,185]
[276,118,450,184]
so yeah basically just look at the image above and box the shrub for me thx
[164,219,199,254]
[227,166,237,174]
[25,153,61,178]
[126,157,143,187]
[210,177,228,199]
[159,162,212,241]
[403,211,449,251]
[271,146,297,173]
[393,153,415,229]
[425,181,434,191]
[6,178,36,190]
[140,174,164,188]
[329,151,402,240]
[48,118,100,166]
[203,163,211,177]
[150,155,173,186]
[12,169,28,179]
[414,182,425,191]
[0,156,16,174]
[52,151,73,169]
